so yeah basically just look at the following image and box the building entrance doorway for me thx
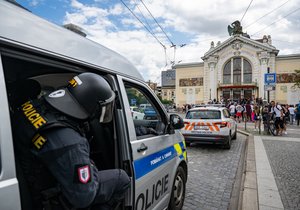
[223,90,230,101]
[233,89,241,101]
[244,90,252,100]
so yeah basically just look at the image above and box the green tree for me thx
[293,69,300,88]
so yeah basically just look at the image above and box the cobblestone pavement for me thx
[263,139,300,210]
[182,134,246,210]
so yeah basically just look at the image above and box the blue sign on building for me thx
[264,73,276,84]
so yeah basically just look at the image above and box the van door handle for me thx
[137,143,148,152]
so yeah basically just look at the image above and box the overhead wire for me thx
[244,0,291,29]
[240,0,254,23]
[119,0,166,49]
[133,0,154,36]
[139,0,175,46]
[251,7,300,36]
[139,0,177,66]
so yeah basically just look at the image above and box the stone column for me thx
[241,57,244,83]
[208,56,218,101]
[258,51,270,99]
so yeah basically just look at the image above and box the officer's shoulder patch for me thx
[74,164,91,184]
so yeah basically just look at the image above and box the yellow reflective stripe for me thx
[174,142,187,161]
[174,143,182,156]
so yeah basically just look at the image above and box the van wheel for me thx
[168,166,186,210]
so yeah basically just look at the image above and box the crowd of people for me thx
[178,97,300,136]
[224,98,300,136]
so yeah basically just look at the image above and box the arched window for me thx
[243,59,252,83]
[233,58,241,84]
[223,61,231,84]
[223,57,252,84]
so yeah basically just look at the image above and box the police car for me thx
[181,106,237,149]
[0,1,187,210]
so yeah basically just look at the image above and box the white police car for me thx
[181,106,237,149]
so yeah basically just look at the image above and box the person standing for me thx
[296,103,300,126]
[254,105,261,131]
[236,103,243,123]
[288,105,295,124]
[229,102,236,119]
[245,100,252,122]
[270,101,284,136]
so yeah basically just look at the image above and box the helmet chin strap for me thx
[99,106,106,123]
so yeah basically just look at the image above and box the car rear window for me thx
[186,110,221,119]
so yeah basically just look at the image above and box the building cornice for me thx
[173,62,204,68]
[276,54,300,60]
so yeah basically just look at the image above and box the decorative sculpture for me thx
[227,20,243,36]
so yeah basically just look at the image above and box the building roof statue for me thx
[228,20,250,38]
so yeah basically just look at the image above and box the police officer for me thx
[12,73,130,210]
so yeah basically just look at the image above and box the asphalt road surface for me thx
[182,134,246,210]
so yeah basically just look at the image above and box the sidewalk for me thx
[237,121,300,210]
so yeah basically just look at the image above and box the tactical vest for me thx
[12,97,88,210]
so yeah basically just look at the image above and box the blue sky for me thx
[16,0,300,83]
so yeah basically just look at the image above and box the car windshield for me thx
[186,110,221,119]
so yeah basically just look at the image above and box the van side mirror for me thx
[170,114,184,130]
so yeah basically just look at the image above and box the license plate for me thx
[194,125,209,130]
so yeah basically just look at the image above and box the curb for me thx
[238,134,259,210]
[237,129,251,136]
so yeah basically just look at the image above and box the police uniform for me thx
[13,97,130,210]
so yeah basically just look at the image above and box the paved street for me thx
[263,139,300,210]
[182,134,246,210]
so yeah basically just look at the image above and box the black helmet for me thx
[45,73,115,122]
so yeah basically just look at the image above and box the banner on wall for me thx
[276,73,299,83]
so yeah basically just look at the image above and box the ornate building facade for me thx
[174,34,300,106]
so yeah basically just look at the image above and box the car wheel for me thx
[232,126,237,140]
[185,141,191,147]
[224,134,231,149]
[168,166,186,210]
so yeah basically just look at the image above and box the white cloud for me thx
[29,0,43,7]
[109,4,123,15]
[63,0,300,84]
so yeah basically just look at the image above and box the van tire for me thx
[168,166,186,210]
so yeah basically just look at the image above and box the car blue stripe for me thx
[179,141,186,152]
[134,146,177,180]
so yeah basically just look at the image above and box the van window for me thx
[124,84,166,140]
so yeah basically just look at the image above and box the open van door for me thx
[0,55,22,210]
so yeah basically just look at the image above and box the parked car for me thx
[143,107,158,120]
[130,106,145,119]
[181,106,237,149]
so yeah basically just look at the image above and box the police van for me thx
[0,1,187,210]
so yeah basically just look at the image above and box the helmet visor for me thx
[99,91,115,123]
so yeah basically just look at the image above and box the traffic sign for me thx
[264,73,276,84]
[131,98,137,105]
[264,85,276,91]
